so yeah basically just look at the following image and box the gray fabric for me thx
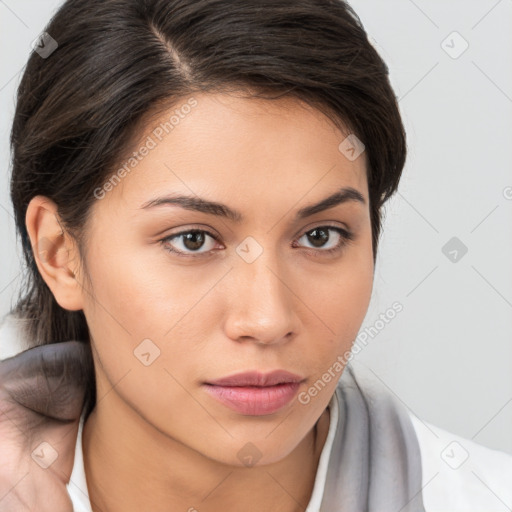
[320,361,426,512]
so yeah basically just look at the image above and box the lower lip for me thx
[203,382,301,415]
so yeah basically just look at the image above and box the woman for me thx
[1,0,511,511]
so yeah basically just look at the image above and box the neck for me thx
[82,389,331,512]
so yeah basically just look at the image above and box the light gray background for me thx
[1,0,511,456]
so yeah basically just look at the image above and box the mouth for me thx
[203,370,305,416]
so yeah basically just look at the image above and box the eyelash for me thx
[160,224,355,259]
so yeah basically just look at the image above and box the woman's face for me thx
[77,91,374,465]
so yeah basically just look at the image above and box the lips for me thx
[203,370,305,415]
[205,370,304,387]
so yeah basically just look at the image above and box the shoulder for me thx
[344,361,512,511]
[409,411,512,512]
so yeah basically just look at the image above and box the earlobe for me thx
[25,195,84,311]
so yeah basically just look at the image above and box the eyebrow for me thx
[139,186,366,222]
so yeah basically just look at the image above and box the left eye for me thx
[161,225,354,258]
[294,226,353,253]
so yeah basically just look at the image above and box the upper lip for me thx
[205,370,304,387]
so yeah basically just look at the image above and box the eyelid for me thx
[160,222,354,258]
[292,219,351,239]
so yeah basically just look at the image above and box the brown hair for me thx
[9,0,406,413]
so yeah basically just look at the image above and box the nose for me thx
[223,252,300,346]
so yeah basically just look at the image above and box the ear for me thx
[25,196,85,311]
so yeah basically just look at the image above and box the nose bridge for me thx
[225,237,298,343]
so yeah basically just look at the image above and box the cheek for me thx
[80,243,216,383]
[302,245,374,369]
[81,239,176,331]
[314,238,373,323]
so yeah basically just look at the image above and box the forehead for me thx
[92,91,368,218]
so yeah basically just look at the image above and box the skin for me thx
[25,91,374,511]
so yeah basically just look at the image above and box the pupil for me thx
[308,228,328,248]
[184,231,204,251]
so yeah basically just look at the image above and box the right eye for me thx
[160,229,221,258]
